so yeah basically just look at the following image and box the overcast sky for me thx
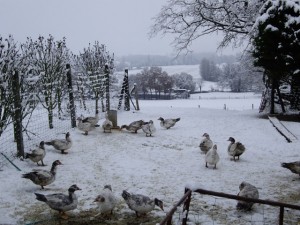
[1,0,235,56]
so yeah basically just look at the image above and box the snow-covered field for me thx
[1,92,300,225]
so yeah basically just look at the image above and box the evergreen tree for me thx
[252,0,300,113]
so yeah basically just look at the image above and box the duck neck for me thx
[50,164,58,175]
[68,191,76,201]
[66,136,71,143]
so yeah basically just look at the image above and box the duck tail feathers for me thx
[35,193,47,202]
[24,153,31,159]
[281,163,289,168]
[44,141,53,146]
[22,173,33,180]
[176,118,180,122]
[121,190,131,200]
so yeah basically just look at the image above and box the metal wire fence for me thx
[0,92,121,171]
[160,188,300,225]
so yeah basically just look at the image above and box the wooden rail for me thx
[160,188,300,225]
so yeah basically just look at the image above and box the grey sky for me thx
[1,0,234,56]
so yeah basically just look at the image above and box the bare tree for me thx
[26,35,70,129]
[73,42,114,112]
[150,0,263,53]
[0,36,17,137]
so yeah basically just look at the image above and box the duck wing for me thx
[44,193,73,210]
[52,139,70,149]
[30,148,45,157]
[32,170,53,180]
[228,143,237,156]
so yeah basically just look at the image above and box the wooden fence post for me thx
[105,64,110,111]
[11,70,24,157]
[133,83,140,110]
[124,69,130,111]
[66,64,76,128]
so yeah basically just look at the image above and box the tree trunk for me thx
[275,81,285,113]
[270,79,275,114]
[48,105,54,129]
[57,89,62,119]
[291,75,300,109]
[95,92,99,112]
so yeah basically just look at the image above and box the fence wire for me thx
[169,193,300,225]
[0,95,120,171]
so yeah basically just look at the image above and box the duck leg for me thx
[41,160,46,166]
[205,162,208,168]
[60,211,69,219]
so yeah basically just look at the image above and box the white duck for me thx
[22,160,62,189]
[77,117,95,135]
[122,190,164,217]
[199,133,213,154]
[82,109,100,127]
[94,185,118,217]
[236,181,259,211]
[34,184,81,219]
[227,137,246,161]
[45,132,72,154]
[205,144,220,169]
[281,161,300,176]
[142,120,156,137]
[25,141,46,166]
[158,117,180,129]
[102,113,113,133]
[120,120,145,133]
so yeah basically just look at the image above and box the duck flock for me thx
[21,111,181,220]
[21,109,299,221]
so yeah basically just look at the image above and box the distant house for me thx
[171,89,190,99]
[136,89,190,100]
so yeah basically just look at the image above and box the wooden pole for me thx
[105,64,110,111]
[11,70,24,158]
[133,83,140,110]
[66,64,76,128]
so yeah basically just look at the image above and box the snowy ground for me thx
[0,92,300,225]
